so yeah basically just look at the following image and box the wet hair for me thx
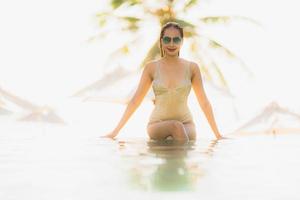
[159,22,184,57]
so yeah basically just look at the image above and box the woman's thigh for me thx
[147,120,197,140]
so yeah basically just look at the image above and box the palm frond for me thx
[190,49,234,97]
[110,44,131,58]
[127,0,141,6]
[183,0,198,10]
[120,16,141,23]
[118,16,142,32]
[111,0,127,9]
[95,8,143,34]
[200,65,213,82]
[106,36,141,67]
[86,32,109,43]
[199,46,229,88]
[140,39,161,68]
[210,60,228,87]
[199,35,254,76]
[189,44,213,81]
[200,15,262,27]
[111,0,142,9]
[173,18,198,38]
[192,42,236,96]
[96,11,111,27]
[195,57,235,98]
[188,39,214,82]
[173,18,196,28]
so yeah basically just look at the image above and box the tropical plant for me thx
[74,0,260,99]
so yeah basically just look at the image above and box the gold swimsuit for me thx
[147,61,194,125]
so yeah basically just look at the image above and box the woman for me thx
[102,22,225,141]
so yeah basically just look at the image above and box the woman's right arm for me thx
[101,62,154,139]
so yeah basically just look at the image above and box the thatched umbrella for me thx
[233,101,300,136]
[0,98,13,115]
[0,86,65,124]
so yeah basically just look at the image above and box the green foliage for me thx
[200,15,261,26]
[111,0,141,9]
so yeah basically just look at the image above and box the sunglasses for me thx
[162,36,182,44]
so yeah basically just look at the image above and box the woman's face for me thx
[161,27,183,57]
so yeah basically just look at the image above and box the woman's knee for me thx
[170,120,184,131]
[147,120,189,141]
[170,120,188,139]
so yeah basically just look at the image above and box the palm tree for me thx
[74,0,259,102]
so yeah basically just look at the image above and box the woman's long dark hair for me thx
[159,22,184,57]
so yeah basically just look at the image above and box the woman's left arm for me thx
[190,62,224,139]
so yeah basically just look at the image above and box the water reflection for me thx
[116,138,220,192]
[146,140,199,191]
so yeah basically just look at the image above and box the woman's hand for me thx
[101,130,119,139]
[216,134,230,140]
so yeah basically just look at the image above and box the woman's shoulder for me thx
[146,58,162,66]
[180,59,203,77]
[180,58,197,65]
[180,58,199,71]
[143,60,159,79]
[143,60,159,71]
[145,59,160,65]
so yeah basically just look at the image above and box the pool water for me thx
[1,122,300,200]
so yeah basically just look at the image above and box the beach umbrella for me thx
[0,98,13,115]
[0,86,66,124]
[18,105,65,124]
[233,101,300,136]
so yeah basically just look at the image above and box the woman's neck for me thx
[162,55,180,62]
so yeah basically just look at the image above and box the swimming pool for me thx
[1,121,300,200]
